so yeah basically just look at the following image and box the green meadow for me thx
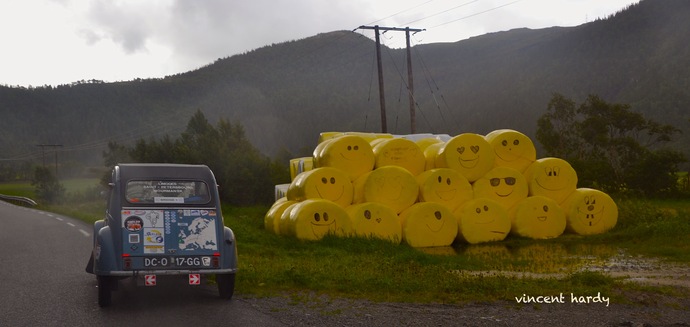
[2,179,689,303]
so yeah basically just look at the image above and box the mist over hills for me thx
[1,0,688,167]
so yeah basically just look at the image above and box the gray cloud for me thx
[83,0,159,54]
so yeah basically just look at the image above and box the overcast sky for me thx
[1,0,639,87]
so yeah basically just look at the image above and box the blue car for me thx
[86,163,238,307]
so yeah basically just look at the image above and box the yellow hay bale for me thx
[290,157,314,181]
[274,183,289,201]
[278,202,299,236]
[562,188,618,235]
[485,129,536,173]
[289,158,300,181]
[423,142,443,171]
[524,157,578,204]
[353,166,419,213]
[345,202,402,244]
[265,199,298,234]
[416,168,473,211]
[346,132,394,143]
[286,199,353,240]
[287,167,353,208]
[312,139,333,166]
[399,202,458,248]
[453,198,511,244]
[472,166,528,211]
[415,137,443,152]
[372,138,425,176]
[318,132,344,144]
[510,195,566,239]
[314,135,375,181]
[435,133,495,182]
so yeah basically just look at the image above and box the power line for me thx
[428,0,525,29]
[364,0,438,26]
[401,0,481,26]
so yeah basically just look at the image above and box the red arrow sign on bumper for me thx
[145,274,156,286]
[189,274,200,285]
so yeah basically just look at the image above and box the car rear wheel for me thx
[97,276,113,307]
[216,273,235,300]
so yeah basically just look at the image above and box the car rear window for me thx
[125,180,211,204]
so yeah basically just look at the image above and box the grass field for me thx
[3,179,689,303]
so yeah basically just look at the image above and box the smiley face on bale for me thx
[416,168,473,212]
[287,167,353,208]
[285,199,353,241]
[485,129,536,173]
[524,157,578,205]
[562,188,618,236]
[346,202,402,244]
[315,135,375,181]
[453,198,511,244]
[510,195,566,239]
[435,133,495,182]
[473,166,528,211]
[353,166,419,214]
[399,202,458,248]
[372,138,426,176]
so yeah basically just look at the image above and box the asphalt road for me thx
[0,201,284,327]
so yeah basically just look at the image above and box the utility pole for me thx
[405,27,416,134]
[36,144,63,177]
[357,25,424,133]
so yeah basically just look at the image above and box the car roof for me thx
[115,163,216,182]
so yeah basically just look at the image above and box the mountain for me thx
[1,0,688,168]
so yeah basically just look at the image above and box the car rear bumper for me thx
[98,268,238,276]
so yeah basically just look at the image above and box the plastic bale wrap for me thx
[562,188,618,235]
[524,157,578,204]
[289,158,300,181]
[346,202,402,244]
[510,195,566,239]
[435,133,495,182]
[485,129,536,173]
[399,202,458,248]
[314,135,375,181]
[318,132,345,144]
[415,137,443,152]
[416,168,473,212]
[346,132,393,143]
[423,142,443,171]
[453,198,511,244]
[353,166,419,214]
[265,199,298,234]
[278,202,300,236]
[472,166,528,211]
[286,198,353,241]
[372,138,426,176]
[290,157,314,181]
[286,167,353,208]
[274,183,290,201]
[312,138,333,167]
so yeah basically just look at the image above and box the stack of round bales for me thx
[265,129,617,247]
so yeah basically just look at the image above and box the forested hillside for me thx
[1,0,688,169]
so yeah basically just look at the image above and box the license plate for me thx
[143,256,212,268]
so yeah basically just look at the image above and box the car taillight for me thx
[122,254,132,269]
[212,252,220,268]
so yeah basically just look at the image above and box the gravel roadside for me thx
[240,290,690,327]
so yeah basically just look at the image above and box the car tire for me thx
[97,276,113,307]
[216,273,235,300]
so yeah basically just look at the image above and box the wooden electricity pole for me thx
[36,144,63,177]
[358,25,424,133]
